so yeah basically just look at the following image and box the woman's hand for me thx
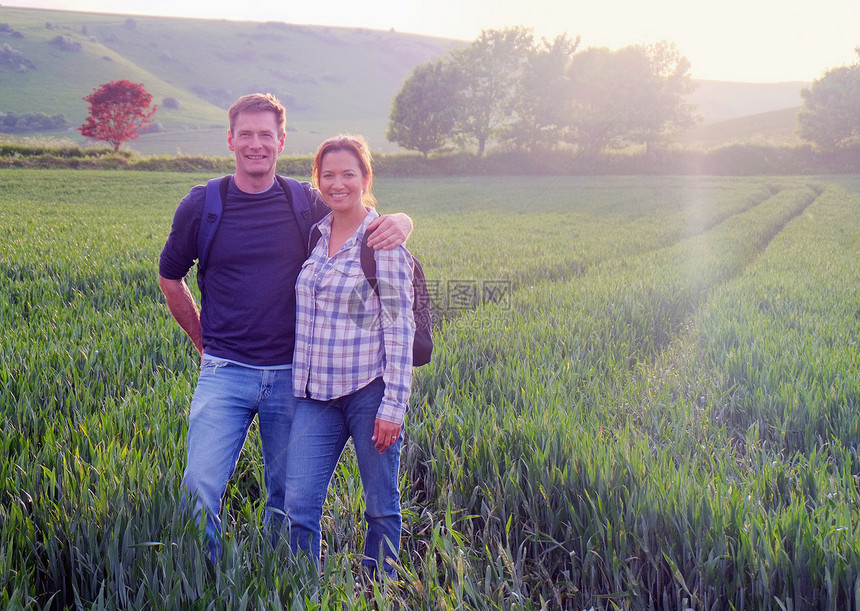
[372,418,402,453]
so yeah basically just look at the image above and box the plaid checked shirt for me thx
[293,209,415,425]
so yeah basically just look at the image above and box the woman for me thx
[284,135,414,579]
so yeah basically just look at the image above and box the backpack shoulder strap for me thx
[360,230,380,296]
[307,224,323,257]
[198,175,230,272]
[276,175,314,251]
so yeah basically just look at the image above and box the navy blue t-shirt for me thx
[160,178,324,366]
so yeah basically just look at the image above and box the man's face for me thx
[227,110,285,183]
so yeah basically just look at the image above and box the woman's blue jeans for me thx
[283,377,402,577]
[181,358,296,560]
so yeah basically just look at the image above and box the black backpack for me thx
[308,224,433,367]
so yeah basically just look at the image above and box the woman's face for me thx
[318,149,368,213]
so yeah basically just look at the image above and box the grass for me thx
[1,170,859,609]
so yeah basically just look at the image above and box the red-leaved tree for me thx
[78,80,156,151]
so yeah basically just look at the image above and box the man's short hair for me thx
[227,93,287,136]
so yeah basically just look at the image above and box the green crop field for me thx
[2,170,859,609]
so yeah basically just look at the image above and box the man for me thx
[158,93,412,560]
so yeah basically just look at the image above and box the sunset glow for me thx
[4,0,858,83]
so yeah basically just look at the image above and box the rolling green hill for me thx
[687,79,807,123]
[679,106,804,149]
[0,6,459,154]
[680,79,808,149]
[0,6,813,155]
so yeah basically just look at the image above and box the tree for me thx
[797,49,860,151]
[78,80,156,152]
[640,41,698,147]
[448,27,535,157]
[566,42,696,152]
[386,59,459,157]
[503,34,580,151]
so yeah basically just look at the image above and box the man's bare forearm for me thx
[158,275,204,356]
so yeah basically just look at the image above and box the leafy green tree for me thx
[797,49,860,151]
[503,34,580,151]
[643,41,698,145]
[448,27,535,157]
[567,42,696,151]
[386,59,459,157]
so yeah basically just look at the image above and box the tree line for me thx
[386,27,696,157]
[0,111,67,133]
[387,28,860,157]
[67,32,860,159]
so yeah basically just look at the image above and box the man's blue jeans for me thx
[283,377,402,577]
[181,358,296,560]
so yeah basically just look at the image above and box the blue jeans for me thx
[181,358,296,561]
[283,377,402,577]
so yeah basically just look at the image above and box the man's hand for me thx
[372,418,402,453]
[366,212,413,250]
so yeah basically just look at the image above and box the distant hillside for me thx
[0,6,459,154]
[688,79,808,123]
[679,106,804,149]
[0,7,815,155]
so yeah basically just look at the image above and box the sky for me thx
[5,0,859,83]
